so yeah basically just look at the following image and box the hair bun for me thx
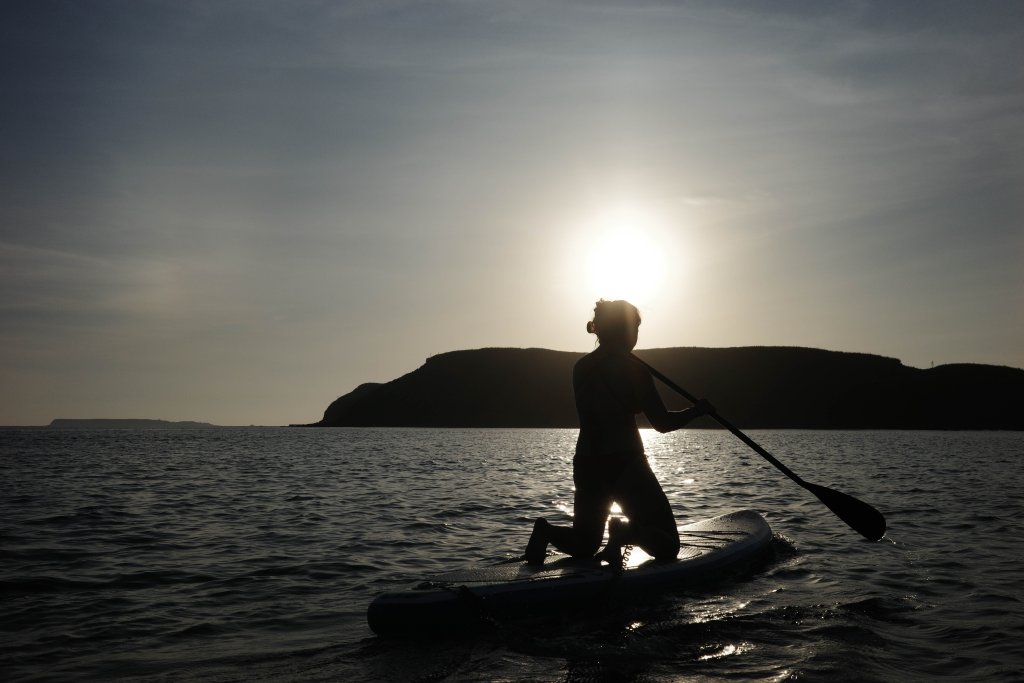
[586,321,596,334]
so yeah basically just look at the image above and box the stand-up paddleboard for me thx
[367,509,772,636]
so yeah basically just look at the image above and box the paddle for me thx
[632,355,887,541]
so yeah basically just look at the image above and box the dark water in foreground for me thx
[2,428,1022,681]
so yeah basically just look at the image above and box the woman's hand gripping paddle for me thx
[633,355,887,541]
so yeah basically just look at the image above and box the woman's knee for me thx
[571,523,605,557]
[646,528,680,561]
[659,532,681,560]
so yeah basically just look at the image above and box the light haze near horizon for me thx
[2,1,1022,426]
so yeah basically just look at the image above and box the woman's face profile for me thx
[625,322,639,351]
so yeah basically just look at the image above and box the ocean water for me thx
[2,427,1023,682]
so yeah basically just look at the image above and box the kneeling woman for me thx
[525,300,712,565]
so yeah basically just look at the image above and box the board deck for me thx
[367,509,773,636]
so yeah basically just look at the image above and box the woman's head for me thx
[586,299,641,351]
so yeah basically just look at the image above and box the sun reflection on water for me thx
[692,599,751,624]
[698,643,748,661]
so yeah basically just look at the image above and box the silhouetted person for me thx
[524,299,713,566]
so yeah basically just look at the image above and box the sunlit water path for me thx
[2,428,1022,681]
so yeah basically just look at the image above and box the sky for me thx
[2,1,1022,426]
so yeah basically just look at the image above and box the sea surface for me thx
[2,427,1022,681]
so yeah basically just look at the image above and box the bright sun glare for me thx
[584,206,668,306]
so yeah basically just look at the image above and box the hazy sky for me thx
[2,1,1022,426]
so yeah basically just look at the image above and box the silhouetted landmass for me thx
[309,347,1024,430]
[48,419,220,429]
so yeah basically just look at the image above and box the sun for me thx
[584,207,667,306]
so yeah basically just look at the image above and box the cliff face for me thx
[314,347,1024,430]
[320,348,579,428]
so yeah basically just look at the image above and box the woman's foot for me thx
[524,518,549,565]
[596,518,630,567]
[595,544,621,567]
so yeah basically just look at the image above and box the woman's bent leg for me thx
[612,459,680,561]
[525,482,609,564]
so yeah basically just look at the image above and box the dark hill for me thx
[318,348,579,428]
[312,347,1024,430]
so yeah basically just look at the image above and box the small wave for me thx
[1,575,101,595]
[838,595,922,623]
[767,533,799,558]
[0,569,217,595]
[170,621,235,639]
[22,505,141,527]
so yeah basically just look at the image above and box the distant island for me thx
[48,419,221,429]
[304,346,1024,430]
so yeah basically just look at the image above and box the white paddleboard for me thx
[367,509,773,636]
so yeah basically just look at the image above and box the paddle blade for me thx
[804,482,887,541]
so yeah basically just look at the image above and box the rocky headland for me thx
[308,347,1024,430]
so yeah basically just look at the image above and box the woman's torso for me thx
[573,349,645,462]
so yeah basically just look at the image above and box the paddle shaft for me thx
[633,356,805,487]
[632,355,886,540]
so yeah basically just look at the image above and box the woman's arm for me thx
[634,361,713,433]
